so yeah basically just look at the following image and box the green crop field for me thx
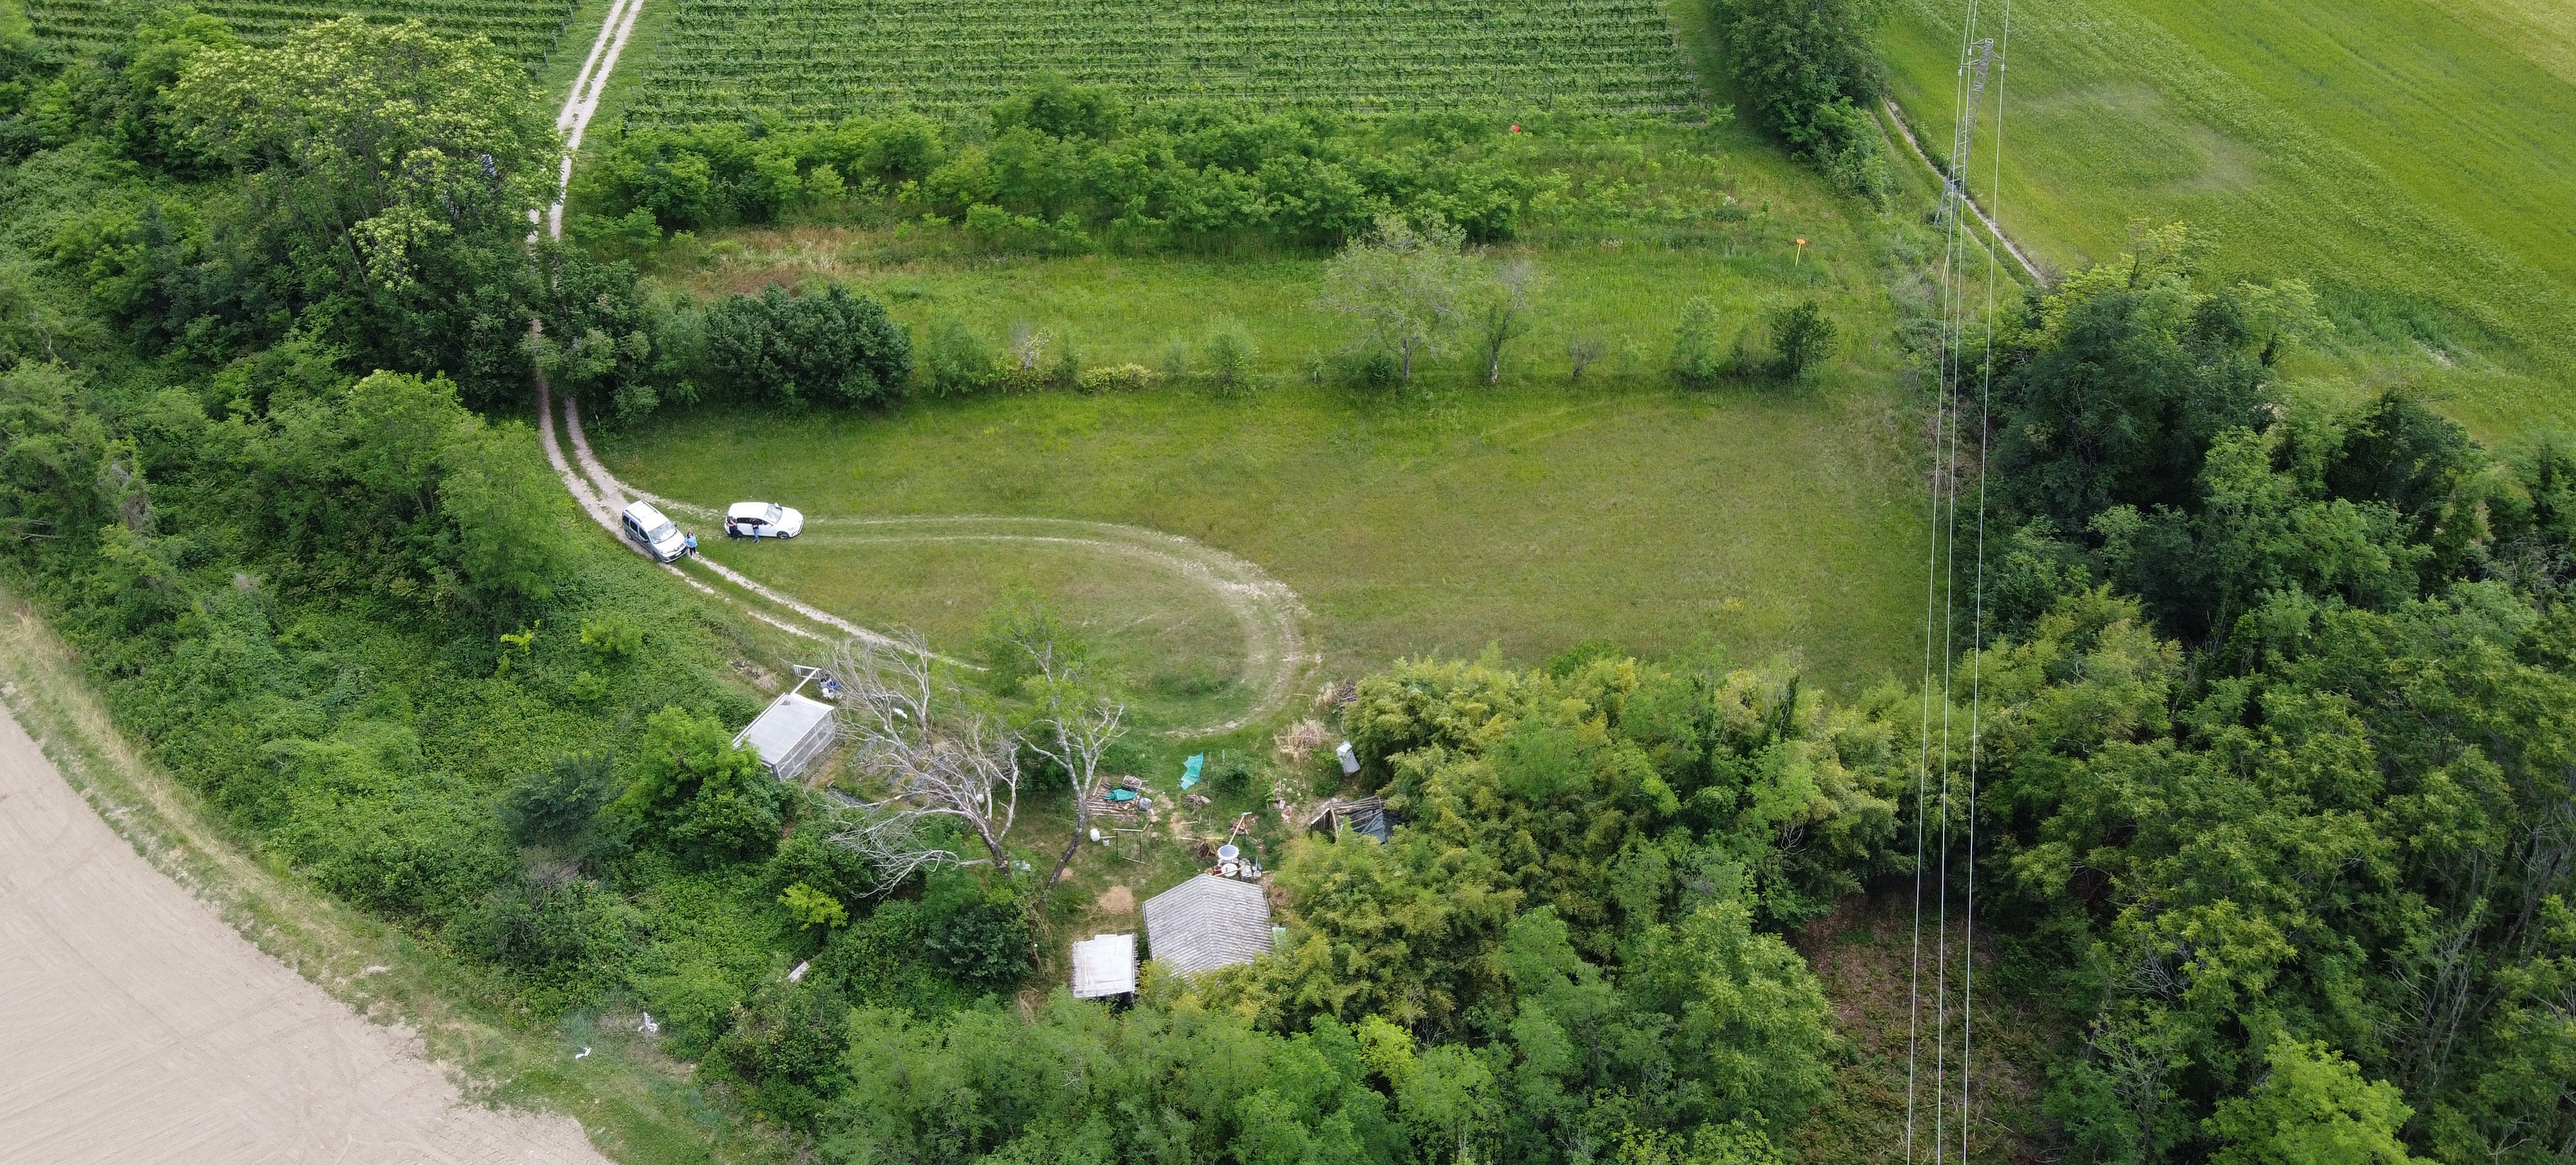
[24,0,583,61]
[1877,0,2576,438]
[623,0,1700,124]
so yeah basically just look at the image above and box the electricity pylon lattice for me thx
[1937,38,1997,238]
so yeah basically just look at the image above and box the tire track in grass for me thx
[547,0,646,240]
[557,402,1315,734]
[539,384,831,641]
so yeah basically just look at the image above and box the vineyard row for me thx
[631,0,1702,122]
[24,0,578,61]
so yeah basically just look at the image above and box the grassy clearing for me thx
[600,111,1945,706]
[1792,891,2063,1165]
[1876,0,2576,439]
[607,371,1928,699]
[699,529,1259,729]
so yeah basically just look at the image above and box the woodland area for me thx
[0,3,2570,1165]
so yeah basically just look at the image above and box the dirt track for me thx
[0,706,611,1164]
[551,395,1317,734]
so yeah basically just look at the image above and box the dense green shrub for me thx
[918,873,1031,992]
[1764,298,1837,378]
[1671,295,1727,386]
[712,980,855,1131]
[923,316,1003,397]
[571,81,1533,251]
[267,722,519,923]
[699,284,913,406]
[613,706,790,866]
[1705,0,1890,203]
[444,876,641,1001]
[502,751,621,850]
[767,820,881,907]
[1202,317,1257,393]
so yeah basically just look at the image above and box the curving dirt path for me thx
[553,400,1314,734]
[535,7,1312,732]
[0,704,611,1164]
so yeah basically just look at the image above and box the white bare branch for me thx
[828,635,1023,884]
[829,806,978,894]
[1027,652,1129,889]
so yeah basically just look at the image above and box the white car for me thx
[620,500,691,562]
[725,501,804,540]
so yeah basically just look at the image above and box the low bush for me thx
[1074,363,1157,393]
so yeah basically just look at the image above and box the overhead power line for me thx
[1908,3,2009,1165]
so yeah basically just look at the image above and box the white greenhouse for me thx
[733,668,840,781]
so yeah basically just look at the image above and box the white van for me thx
[620,501,690,562]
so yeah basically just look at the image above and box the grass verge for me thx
[0,585,792,1165]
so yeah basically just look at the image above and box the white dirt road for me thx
[0,706,611,1165]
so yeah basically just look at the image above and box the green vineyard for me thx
[628,0,1703,124]
[24,0,580,62]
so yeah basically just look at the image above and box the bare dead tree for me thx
[1008,321,1050,373]
[977,601,1130,892]
[828,635,1022,891]
[1031,667,1126,891]
[832,807,973,892]
[1475,258,1542,385]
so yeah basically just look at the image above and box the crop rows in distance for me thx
[24,0,579,62]
[629,0,1701,124]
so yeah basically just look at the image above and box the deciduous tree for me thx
[1318,214,1473,384]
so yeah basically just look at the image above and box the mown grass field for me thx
[602,110,1949,717]
[607,371,1929,706]
[1877,0,2576,438]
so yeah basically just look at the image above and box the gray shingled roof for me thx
[1142,875,1272,976]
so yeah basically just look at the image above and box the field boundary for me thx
[1882,99,2047,285]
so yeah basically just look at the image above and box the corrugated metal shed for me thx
[1142,875,1272,976]
[1306,795,1390,842]
[733,690,837,781]
[1070,933,1137,998]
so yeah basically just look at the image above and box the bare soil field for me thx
[0,705,611,1165]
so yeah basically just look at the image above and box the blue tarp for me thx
[1180,753,1206,789]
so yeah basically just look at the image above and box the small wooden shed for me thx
[1305,795,1390,842]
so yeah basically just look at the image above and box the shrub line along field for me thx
[627,0,1700,122]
